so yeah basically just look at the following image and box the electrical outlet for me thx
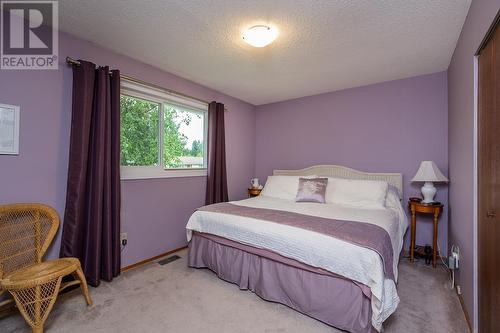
[449,245,460,269]
[120,232,128,246]
[448,254,457,269]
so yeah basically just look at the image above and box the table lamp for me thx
[411,161,449,203]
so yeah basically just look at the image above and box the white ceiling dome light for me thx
[242,25,278,48]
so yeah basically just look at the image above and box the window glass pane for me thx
[164,104,205,169]
[120,95,160,166]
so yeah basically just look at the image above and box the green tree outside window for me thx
[120,95,205,169]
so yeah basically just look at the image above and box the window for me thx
[120,95,160,167]
[120,80,208,179]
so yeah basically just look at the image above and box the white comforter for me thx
[186,196,408,331]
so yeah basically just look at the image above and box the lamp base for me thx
[421,182,437,203]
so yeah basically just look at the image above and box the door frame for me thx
[474,11,500,333]
[473,51,478,333]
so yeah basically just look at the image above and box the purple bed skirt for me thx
[188,232,373,333]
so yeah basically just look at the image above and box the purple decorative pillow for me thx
[295,177,328,203]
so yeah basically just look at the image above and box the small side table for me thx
[248,187,262,198]
[409,200,443,268]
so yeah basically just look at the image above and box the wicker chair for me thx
[0,203,92,333]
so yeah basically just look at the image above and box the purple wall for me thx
[255,72,449,252]
[448,0,499,327]
[1,9,489,323]
[0,31,256,267]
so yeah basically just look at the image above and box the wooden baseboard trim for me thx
[121,245,188,273]
[457,290,473,333]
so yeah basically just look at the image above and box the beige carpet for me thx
[1,249,469,333]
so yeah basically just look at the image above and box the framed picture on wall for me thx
[0,103,20,155]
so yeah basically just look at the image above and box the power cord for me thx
[437,241,455,289]
[404,242,455,289]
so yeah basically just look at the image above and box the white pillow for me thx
[385,185,402,209]
[325,177,389,208]
[261,175,317,200]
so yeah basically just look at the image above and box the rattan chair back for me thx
[0,204,59,279]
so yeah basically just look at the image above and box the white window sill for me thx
[120,166,207,180]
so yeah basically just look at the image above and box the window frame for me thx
[120,79,208,180]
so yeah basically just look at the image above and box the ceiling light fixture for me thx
[242,25,278,47]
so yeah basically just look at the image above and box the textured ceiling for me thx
[58,0,471,105]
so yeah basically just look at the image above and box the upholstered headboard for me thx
[273,165,403,198]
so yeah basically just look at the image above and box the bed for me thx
[186,165,407,333]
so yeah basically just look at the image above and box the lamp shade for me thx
[411,161,449,182]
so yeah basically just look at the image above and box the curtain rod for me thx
[65,56,215,107]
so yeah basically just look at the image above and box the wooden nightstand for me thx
[247,187,262,198]
[409,200,443,268]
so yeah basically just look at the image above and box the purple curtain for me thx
[206,101,228,204]
[60,60,121,287]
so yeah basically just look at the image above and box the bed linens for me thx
[189,232,373,333]
[325,178,389,208]
[260,175,317,200]
[198,202,395,281]
[185,196,407,331]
